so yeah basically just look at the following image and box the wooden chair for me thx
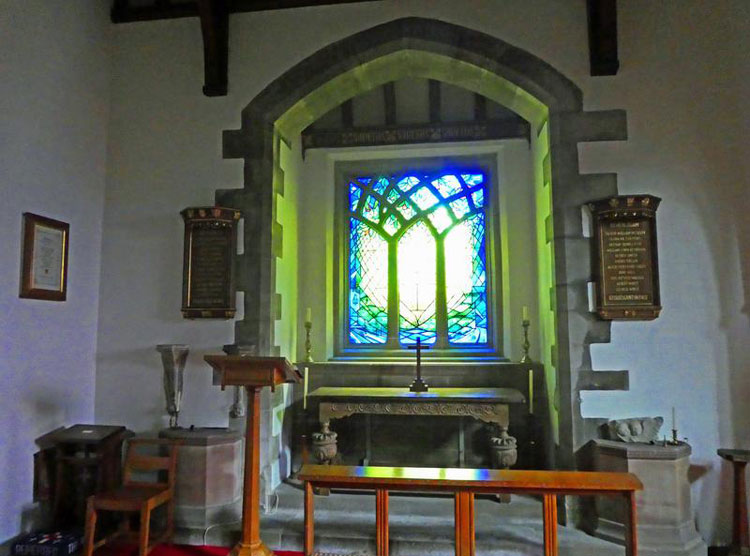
[83,438,179,556]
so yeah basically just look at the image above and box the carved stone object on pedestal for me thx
[159,427,243,543]
[490,428,518,469]
[586,439,707,556]
[605,416,663,443]
[156,344,189,428]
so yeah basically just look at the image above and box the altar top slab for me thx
[308,386,525,404]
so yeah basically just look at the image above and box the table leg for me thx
[376,489,389,556]
[624,491,638,556]
[732,461,749,552]
[543,494,558,556]
[304,481,314,556]
[454,491,475,556]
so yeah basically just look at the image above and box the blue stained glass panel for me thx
[432,175,463,198]
[471,189,485,209]
[461,174,484,188]
[410,187,439,210]
[349,219,388,344]
[395,200,416,220]
[373,177,389,195]
[363,195,380,223]
[398,221,437,344]
[386,188,401,204]
[444,213,488,344]
[449,197,471,219]
[397,175,420,193]
[349,183,362,211]
[427,206,453,234]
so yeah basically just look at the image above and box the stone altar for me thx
[307,386,525,468]
[586,439,707,556]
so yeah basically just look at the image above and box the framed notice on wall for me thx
[588,195,662,320]
[181,206,241,319]
[20,213,69,301]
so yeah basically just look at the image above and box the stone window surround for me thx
[217,17,629,495]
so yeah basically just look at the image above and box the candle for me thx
[672,406,676,431]
[522,305,529,321]
[528,369,534,415]
[305,307,312,324]
[303,366,309,410]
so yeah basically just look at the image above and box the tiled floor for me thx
[181,482,625,556]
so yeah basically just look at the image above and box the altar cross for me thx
[408,337,430,392]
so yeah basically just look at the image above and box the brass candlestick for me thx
[304,321,313,363]
[520,319,533,363]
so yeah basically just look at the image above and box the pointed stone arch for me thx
[218,17,628,477]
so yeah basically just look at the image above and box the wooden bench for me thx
[298,464,643,556]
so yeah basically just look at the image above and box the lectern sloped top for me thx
[203,355,302,389]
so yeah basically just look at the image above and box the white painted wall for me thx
[93,0,749,546]
[0,0,111,543]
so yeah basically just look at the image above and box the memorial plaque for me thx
[181,206,240,319]
[589,195,661,320]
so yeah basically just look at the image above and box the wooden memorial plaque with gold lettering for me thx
[589,195,662,320]
[181,206,240,319]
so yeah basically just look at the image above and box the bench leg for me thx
[625,491,638,556]
[304,482,314,556]
[454,491,475,556]
[376,489,389,556]
[543,494,558,556]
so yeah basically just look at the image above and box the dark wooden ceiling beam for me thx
[112,0,379,23]
[586,0,619,76]
[301,117,530,153]
[197,0,229,96]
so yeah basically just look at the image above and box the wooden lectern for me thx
[204,355,302,556]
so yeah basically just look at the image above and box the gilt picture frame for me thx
[20,213,69,301]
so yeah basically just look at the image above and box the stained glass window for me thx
[347,169,491,349]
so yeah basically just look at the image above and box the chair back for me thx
[122,438,179,490]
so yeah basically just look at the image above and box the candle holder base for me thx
[409,377,429,393]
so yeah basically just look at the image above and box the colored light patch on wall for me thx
[444,213,488,344]
[349,219,388,344]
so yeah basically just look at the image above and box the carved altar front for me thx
[308,386,525,468]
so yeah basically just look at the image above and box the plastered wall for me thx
[0,0,741,546]
[0,0,111,543]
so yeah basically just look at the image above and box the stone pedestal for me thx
[587,439,707,556]
[159,427,243,541]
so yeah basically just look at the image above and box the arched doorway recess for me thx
[218,17,628,487]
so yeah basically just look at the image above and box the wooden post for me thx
[542,494,558,556]
[304,481,314,556]
[231,387,272,556]
[454,491,475,556]
[376,489,389,556]
[624,490,639,556]
[733,460,749,551]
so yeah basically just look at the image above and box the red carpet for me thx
[96,545,301,556]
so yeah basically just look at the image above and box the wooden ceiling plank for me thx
[197,0,229,96]
[586,0,619,76]
[112,0,380,23]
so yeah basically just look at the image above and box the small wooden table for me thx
[307,387,525,466]
[299,464,643,556]
[718,449,750,555]
[47,424,132,528]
